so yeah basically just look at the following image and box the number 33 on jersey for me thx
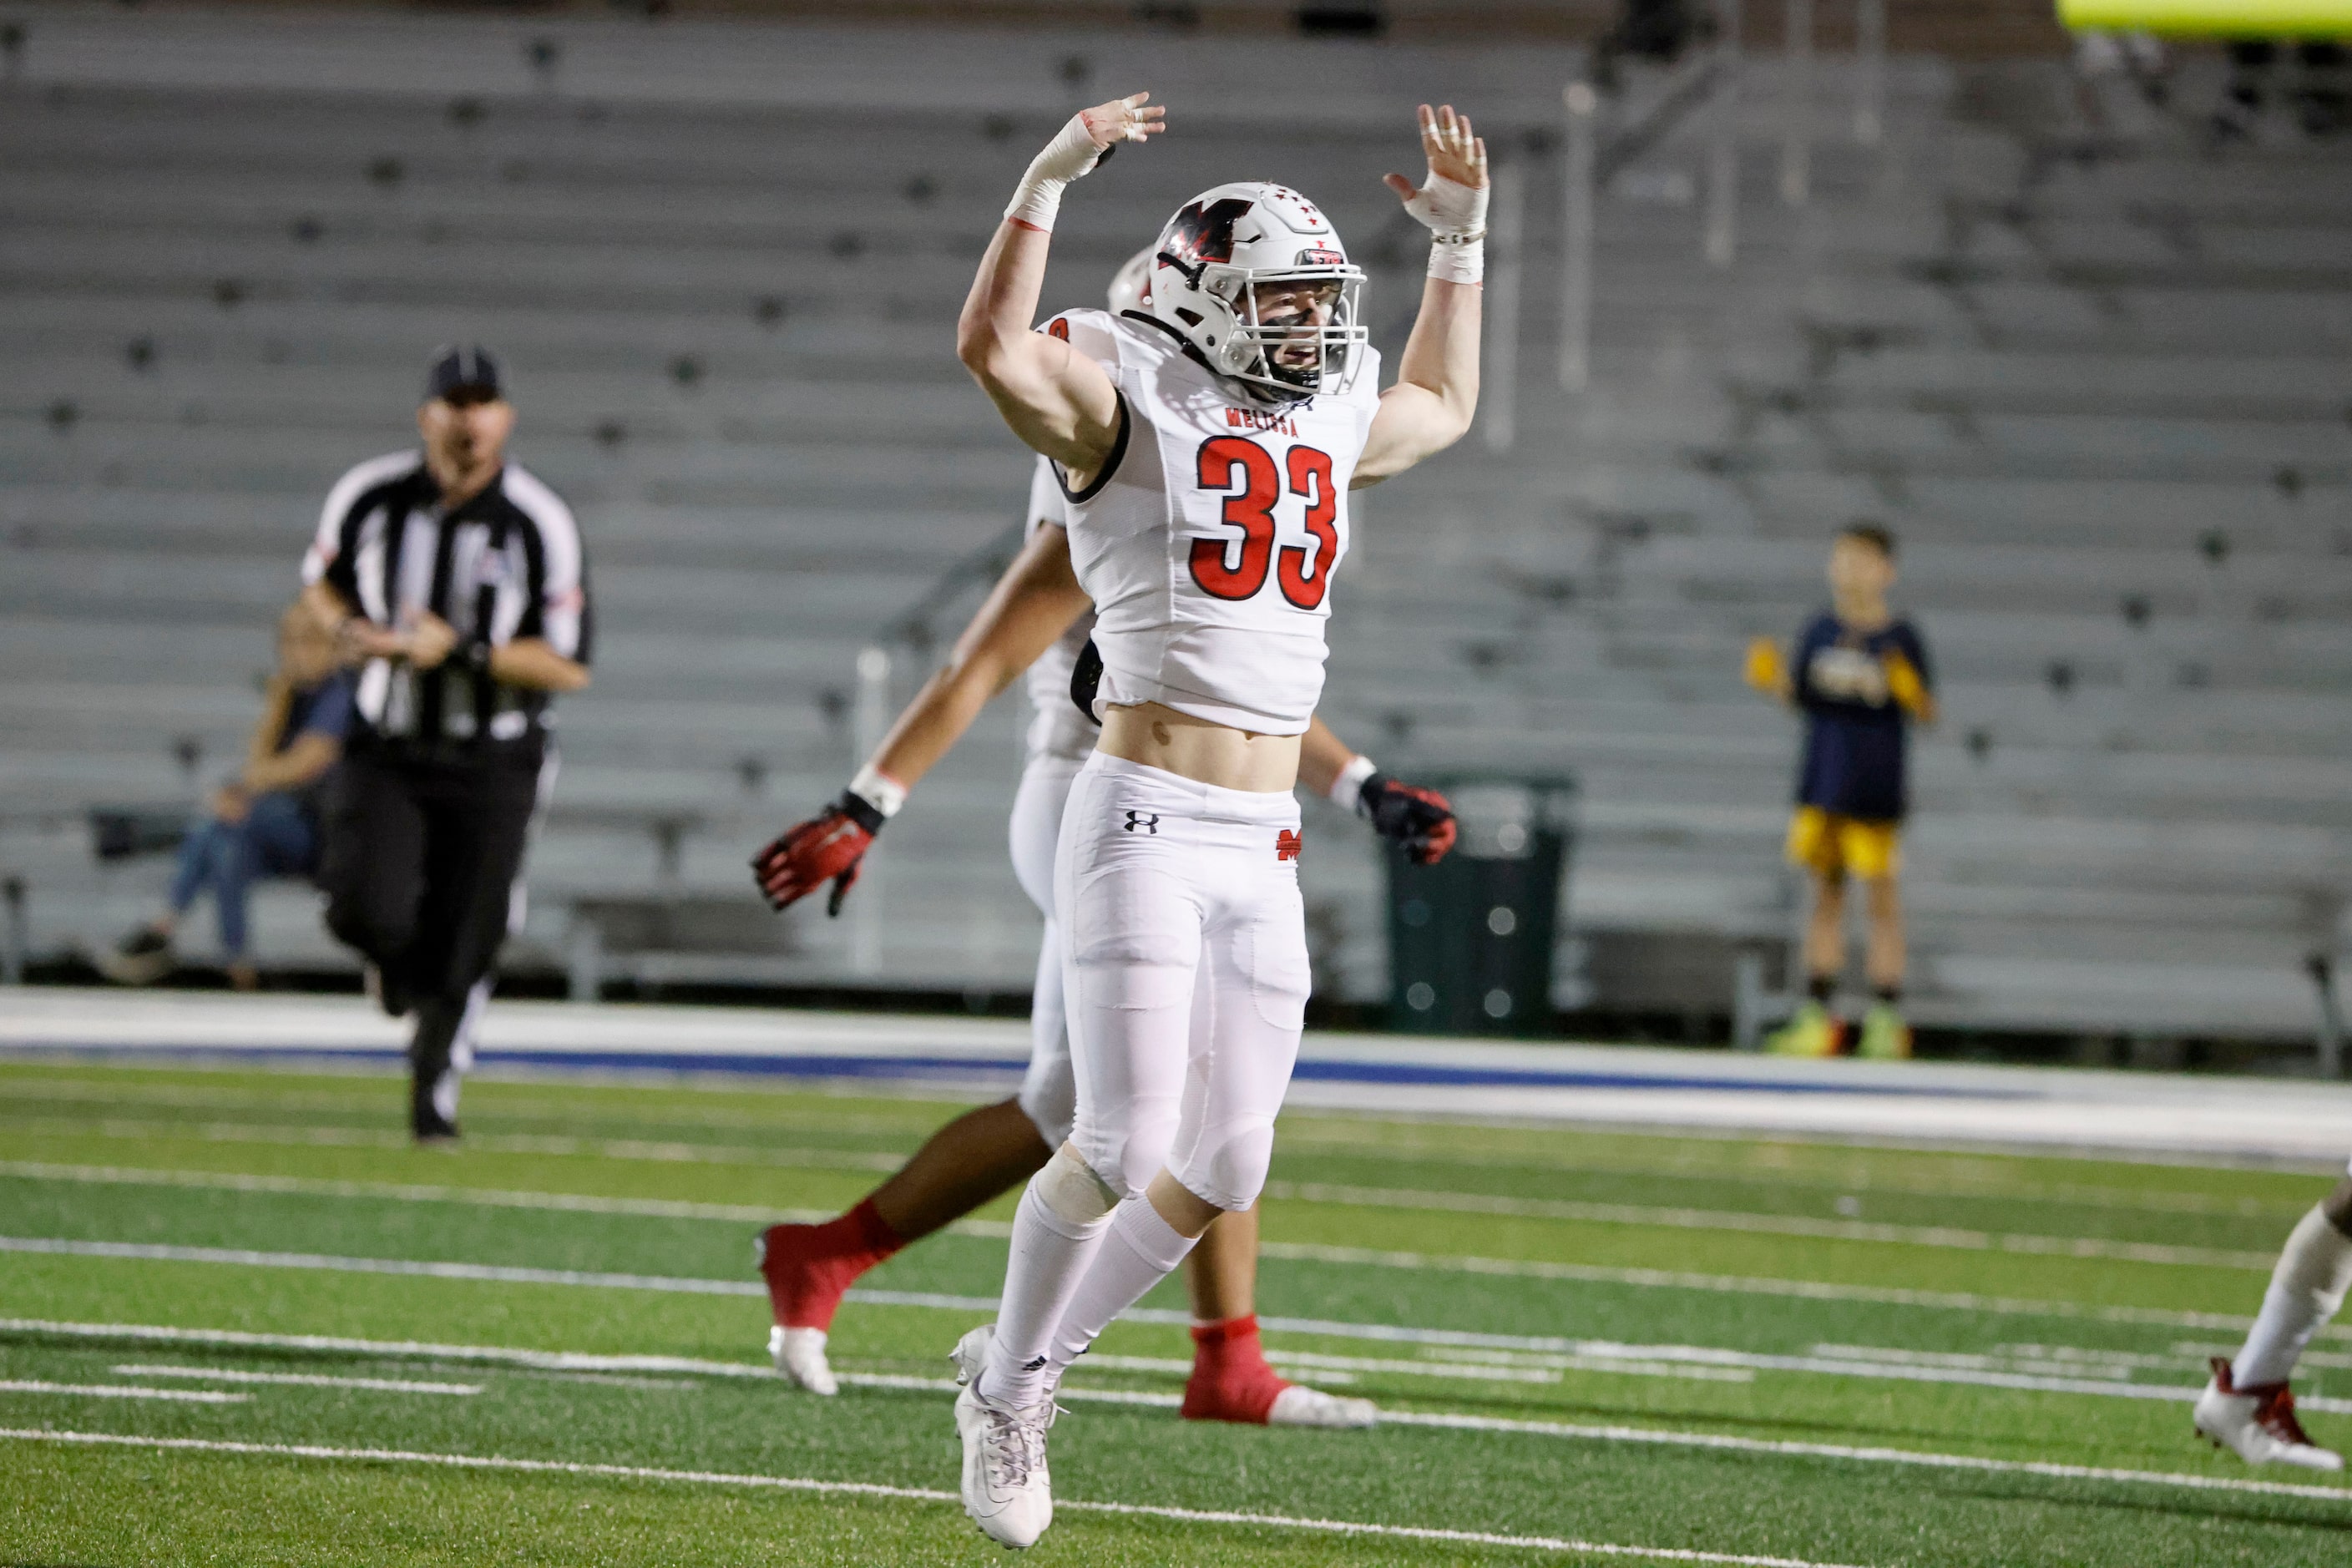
[1045,306,1383,738]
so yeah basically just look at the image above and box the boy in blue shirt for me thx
[1746,524,1934,1058]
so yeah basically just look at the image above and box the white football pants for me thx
[1055,752,1310,1211]
[1007,749,1085,1150]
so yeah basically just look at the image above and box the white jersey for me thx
[1021,456,1100,762]
[1046,308,1382,736]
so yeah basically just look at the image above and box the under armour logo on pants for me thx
[1123,811,1160,835]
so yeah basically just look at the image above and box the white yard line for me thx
[817,1371,1181,1405]
[0,1317,797,1379]
[11,1160,2328,1343]
[0,1115,907,1173]
[8,1077,2319,1225]
[1262,1349,1754,1387]
[1251,1241,2344,1339]
[112,1364,481,1395]
[0,1236,768,1297]
[0,1160,832,1227]
[1815,1344,2148,1376]
[1428,1346,1766,1383]
[3,1147,2271,1266]
[0,1378,248,1404]
[1267,1130,2321,1222]
[1263,1181,2279,1271]
[501,1369,701,1390]
[1375,1409,2352,1502]
[11,1237,2329,1408]
[1267,1352,1544,1385]
[0,1430,1878,1568]
[8,1318,2352,1505]
[13,989,2352,1161]
[0,1080,934,1138]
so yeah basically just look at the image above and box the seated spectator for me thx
[97,603,354,990]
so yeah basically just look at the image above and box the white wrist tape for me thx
[1402,171,1487,235]
[1428,232,1485,285]
[848,764,908,820]
[1328,753,1378,810]
[1004,112,1108,233]
[1399,169,1488,285]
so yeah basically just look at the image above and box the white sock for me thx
[2233,1205,2352,1385]
[983,1171,1113,1409]
[1044,1196,1201,1378]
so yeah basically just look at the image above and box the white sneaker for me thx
[1268,1383,1379,1429]
[769,1325,837,1396]
[94,928,173,986]
[951,1325,1056,1549]
[2194,1358,2344,1471]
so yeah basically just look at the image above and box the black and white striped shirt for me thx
[302,451,591,750]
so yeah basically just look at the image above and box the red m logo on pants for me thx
[1275,830,1302,862]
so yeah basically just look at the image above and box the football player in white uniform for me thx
[943,93,1485,1546]
[751,253,1457,1426]
[2193,1169,2351,1469]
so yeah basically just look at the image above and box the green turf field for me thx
[3,1055,2349,1565]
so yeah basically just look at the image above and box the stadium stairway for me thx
[3,9,2349,1050]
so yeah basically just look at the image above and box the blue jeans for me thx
[167,792,318,959]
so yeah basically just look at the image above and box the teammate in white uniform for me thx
[942,93,1485,1546]
[2193,1167,2352,1469]
[750,251,1459,1428]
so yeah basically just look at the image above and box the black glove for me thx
[1360,774,1458,865]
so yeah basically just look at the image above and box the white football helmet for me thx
[1146,182,1367,404]
[1107,245,1155,315]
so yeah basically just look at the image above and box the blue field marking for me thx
[1,1040,2036,1100]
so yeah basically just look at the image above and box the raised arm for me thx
[955,94,1163,478]
[752,525,1094,913]
[1356,104,1488,488]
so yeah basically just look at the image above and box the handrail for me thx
[1595,53,1725,190]
[878,518,1029,660]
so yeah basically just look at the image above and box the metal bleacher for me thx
[3,8,2349,1048]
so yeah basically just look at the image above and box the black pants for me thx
[321,742,541,1005]
[319,742,541,1130]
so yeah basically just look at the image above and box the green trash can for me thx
[1386,776,1576,1036]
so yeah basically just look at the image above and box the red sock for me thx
[759,1198,904,1333]
[1181,1313,1289,1424]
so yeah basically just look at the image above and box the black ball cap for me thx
[425,343,503,404]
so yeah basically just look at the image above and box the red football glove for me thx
[1360,774,1458,865]
[751,792,884,916]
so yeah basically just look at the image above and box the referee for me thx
[298,346,592,1141]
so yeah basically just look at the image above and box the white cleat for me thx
[2194,1358,2344,1471]
[951,1325,1056,1550]
[769,1325,838,1396]
[1268,1383,1379,1429]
